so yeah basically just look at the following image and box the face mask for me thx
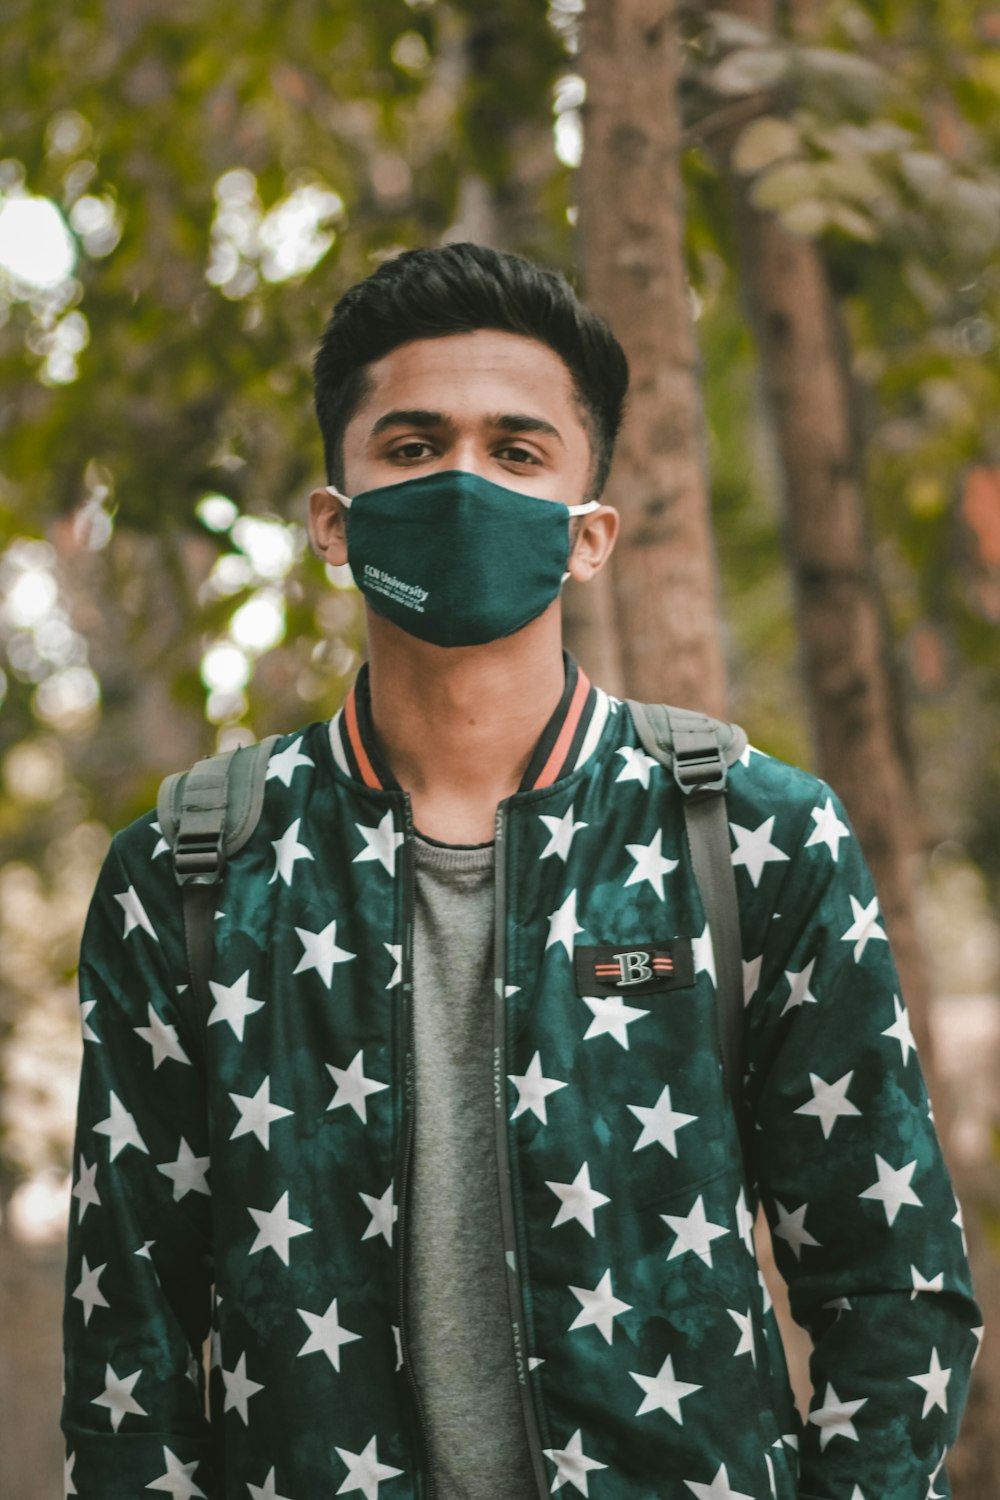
[325,468,598,648]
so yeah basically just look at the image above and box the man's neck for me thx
[366,608,566,843]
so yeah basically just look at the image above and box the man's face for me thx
[339,328,595,503]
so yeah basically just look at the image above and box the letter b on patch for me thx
[573,941,695,996]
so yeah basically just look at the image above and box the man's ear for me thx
[566,505,619,582]
[307,486,348,567]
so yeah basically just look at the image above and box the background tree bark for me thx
[578,0,727,715]
[714,1,995,1489]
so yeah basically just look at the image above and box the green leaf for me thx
[708,47,788,98]
[731,116,801,176]
[749,159,825,212]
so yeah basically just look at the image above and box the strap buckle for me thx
[672,726,728,797]
[173,829,227,883]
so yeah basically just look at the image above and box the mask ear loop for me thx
[325,483,353,508]
[562,498,601,581]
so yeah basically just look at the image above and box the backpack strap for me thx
[625,701,752,1184]
[157,736,279,1066]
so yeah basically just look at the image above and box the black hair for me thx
[312,243,629,500]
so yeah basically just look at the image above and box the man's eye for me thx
[391,442,433,460]
[501,445,540,465]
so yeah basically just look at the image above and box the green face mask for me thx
[326,469,598,648]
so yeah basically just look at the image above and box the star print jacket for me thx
[62,660,980,1500]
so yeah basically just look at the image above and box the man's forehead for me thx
[359,330,577,409]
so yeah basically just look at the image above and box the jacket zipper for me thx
[395,797,434,1500]
[492,802,550,1500]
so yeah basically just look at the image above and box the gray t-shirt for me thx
[408,834,538,1499]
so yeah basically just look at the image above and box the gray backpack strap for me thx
[157,736,279,1064]
[625,701,752,1183]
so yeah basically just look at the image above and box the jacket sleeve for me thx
[62,817,215,1499]
[736,768,981,1500]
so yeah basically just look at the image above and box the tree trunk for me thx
[729,198,937,1062]
[578,0,728,715]
[715,3,996,1489]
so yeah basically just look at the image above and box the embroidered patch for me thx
[573,941,695,996]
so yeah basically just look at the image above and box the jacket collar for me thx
[329,654,610,794]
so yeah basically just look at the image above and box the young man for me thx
[63,244,979,1500]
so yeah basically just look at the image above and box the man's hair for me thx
[313,243,629,501]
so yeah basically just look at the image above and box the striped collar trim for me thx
[328,656,606,793]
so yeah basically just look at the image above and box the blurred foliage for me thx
[680,0,1000,865]
[0,0,999,1197]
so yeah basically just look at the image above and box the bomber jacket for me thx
[62,660,981,1500]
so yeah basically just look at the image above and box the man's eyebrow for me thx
[368,409,450,438]
[489,413,564,446]
[367,408,564,445]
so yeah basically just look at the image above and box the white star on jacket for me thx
[508,1051,567,1123]
[581,995,649,1048]
[229,1077,293,1149]
[270,819,315,886]
[327,1050,389,1123]
[207,970,264,1041]
[911,1264,945,1300]
[543,1429,607,1495]
[630,1352,701,1420]
[64,1449,76,1496]
[742,954,763,1006]
[546,1162,610,1236]
[780,957,819,1016]
[805,798,850,860]
[808,1382,867,1449]
[628,1084,697,1155]
[624,828,679,898]
[73,1256,109,1325]
[841,894,888,962]
[91,1362,147,1431]
[72,1154,101,1222]
[882,993,916,1065]
[247,1467,294,1500]
[80,999,100,1043]
[247,1190,312,1265]
[156,1138,211,1201]
[222,1351,264,1424]
[908,1347,951,1417]
[145,1446,206,1498]
[568,1269,631,1343]
[859,1154,923,1226]
[134,1002,190,1069]
[93,1091,148,1160]
[114,885,158,940]
[684,1461,754,1499]
[729,816,789,888]
[692,923,716,986]
[615,744,659,789]
[772,1200,820,1259]
[727,1307,755,1362]
[547,888,584,956]
[384,942,402,988]
[662,1194,729,1267]
[293,918,356,987]
[353,811,404,876]
[266,736,315,787]
[735,1189,754,1254]
[539,803,588,860]
[359,1183,397,1246]
[334,1435,403,1499]
[297,1295,362,1371]
[794,1071,861,1139]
